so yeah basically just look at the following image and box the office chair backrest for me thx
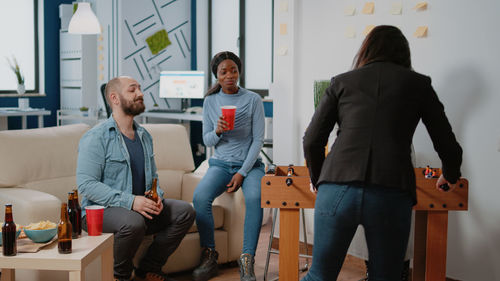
[100,83,111,118]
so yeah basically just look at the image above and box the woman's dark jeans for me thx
[301,183,413,281]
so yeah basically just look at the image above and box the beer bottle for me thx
[58,202,72,254]
[2,204,17,256]
[146,178,159,202]
[72,189,82,236]
[67,192,80,239]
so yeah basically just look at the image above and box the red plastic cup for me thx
[221,106,236,130]
[85,205,104,236]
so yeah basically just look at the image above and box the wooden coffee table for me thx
[0,232,113,281]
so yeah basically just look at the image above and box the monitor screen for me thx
[159,71,205,99]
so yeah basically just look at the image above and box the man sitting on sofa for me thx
[77,76,195,281]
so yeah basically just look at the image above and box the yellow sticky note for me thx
[363,25,376,36]
[414,26,428,37]
[344,6,356,16]
[277,46,288,56]
[98,54,104,61]
[98,35,103,41]
[345,26,356,38]
[279,1,288,12]
[413,2,427,10]
[99,74,104,81]
[362,2,375,14]
[280,24,287,35]
[99,64,104,70]
[98,45,104,51]
[391,3,402,15]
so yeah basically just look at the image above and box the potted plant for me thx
[6,56,25,94]
[79,106,89,116]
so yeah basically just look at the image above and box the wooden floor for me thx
[169,216,367,281]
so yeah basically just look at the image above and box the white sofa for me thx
[0,123,246,280]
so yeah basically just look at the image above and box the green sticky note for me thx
[313,80,330,109]
[146,29,172,55]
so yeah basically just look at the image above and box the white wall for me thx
[271,1,500,280]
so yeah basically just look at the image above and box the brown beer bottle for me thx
[58,202,72,254]
[2,204,17,256]
[72,189,82,236]
[67,192,80,239]
[145,178,159,202]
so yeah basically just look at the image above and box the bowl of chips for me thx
[24,221,57,243]
[0,223,21,245]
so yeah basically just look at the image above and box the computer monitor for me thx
[159,71,205,99]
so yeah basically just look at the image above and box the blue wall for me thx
[3,0,72,129]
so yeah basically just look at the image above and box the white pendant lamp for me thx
[68,2,101,34]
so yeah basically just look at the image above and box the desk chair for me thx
[100,83,111,118]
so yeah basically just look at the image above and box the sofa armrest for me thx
[181,172,246,262]
[0,187,61,225]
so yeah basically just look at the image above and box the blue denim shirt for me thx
[76,116,164,217]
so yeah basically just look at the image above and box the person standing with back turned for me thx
[192,51,265,281]
[302,25,462,281]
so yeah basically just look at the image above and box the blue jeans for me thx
[193,158,265,256]
[302,183,413,281]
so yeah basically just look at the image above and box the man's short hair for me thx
[104,77,123,106]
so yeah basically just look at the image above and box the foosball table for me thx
[261,165,469,281]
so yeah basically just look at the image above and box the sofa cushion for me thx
[23,175,77,203]
[142,124,195,172]
[157,170,184,200]
[0,124,90,188]
[0,188,61,225]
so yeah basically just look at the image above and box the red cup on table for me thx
[85,205,104,236]
[221,106,236,130]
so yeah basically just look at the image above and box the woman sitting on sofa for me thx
[192,51,265,281]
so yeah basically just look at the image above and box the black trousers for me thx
[83,198,195,279]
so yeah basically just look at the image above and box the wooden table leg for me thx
[0,268,15,281]
[69,270,85,281]
[101,241,114,281]
[279,208,300,281]
[413,211,428,281]
[425,211,448,281]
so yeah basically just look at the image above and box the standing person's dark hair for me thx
[353,25,412,69]
[205,51,242,96]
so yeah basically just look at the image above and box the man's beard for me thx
[120,96,145,116]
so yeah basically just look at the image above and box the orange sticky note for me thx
[344,6,356,16]
[280,24,287,35]
[391,2,402,15]
[363,25,376,35]
[345,26,356,38]
[414,26,428,37]
[362,2,375,14]
[413,2,427,10]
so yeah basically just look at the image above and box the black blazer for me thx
[303,61,462,203]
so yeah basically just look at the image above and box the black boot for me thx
[361,259,410,281]
[192,248,218,281]
[237,253,256,281]
[401,260,410,281]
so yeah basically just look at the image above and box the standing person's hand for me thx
[310,183,318,195]
[226,173,244,193]
[132,196,161,219]
[436,174,457,192]
[215,116,229,136]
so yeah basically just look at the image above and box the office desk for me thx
[139,111,203,123]
[0,108,51,130]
